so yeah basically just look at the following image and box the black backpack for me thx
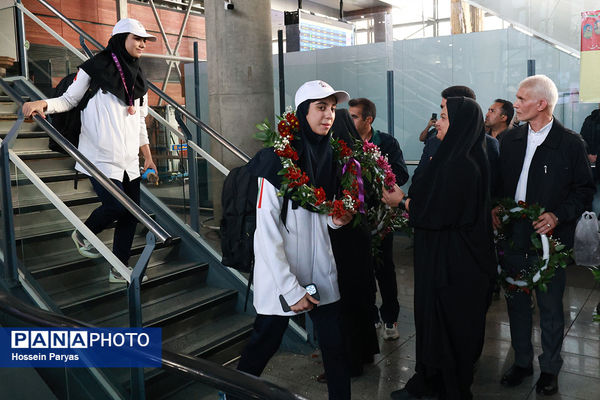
[48,72,99,154]
[220,165,259,273]
[220,164,288,309]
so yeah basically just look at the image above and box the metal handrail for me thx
[0,289,306,400]
[0,78,172,245]
[34,0,251,164]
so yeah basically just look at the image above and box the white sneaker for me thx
[109,267,148,284]
[72,230,102,259]
[382,322,400,341]
[109,267,128,284]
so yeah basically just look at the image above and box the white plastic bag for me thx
[574,211,600,266]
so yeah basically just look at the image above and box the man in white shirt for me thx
[492,75,594,396]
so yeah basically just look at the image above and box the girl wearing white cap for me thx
[235,80,352,399]
[22,18,157,283]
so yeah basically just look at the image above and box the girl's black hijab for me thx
[79,33,148,105]
[248,99,338,208]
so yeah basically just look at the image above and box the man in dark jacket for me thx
[348,98,409,341]
[580,105,600,214]
[492,75,594,396]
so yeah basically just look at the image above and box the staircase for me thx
[1,87,257,399]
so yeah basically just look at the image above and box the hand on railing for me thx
[22,99,48,119]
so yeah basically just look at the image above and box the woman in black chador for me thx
[327,109,380,377]
[383,97,496,400]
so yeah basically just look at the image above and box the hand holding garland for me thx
[494,199,571,295]
[382,184,410,212]
[492,205,558,234]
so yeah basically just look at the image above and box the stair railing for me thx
[0,289,307,400]
[0,76,177,398]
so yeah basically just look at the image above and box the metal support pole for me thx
[277,30,285,115]
[527,59,536,77]
[339,0,343,19]
[386,70,394,136]
[193,42,202,142]
[193,41,208,204]
[0,111,24,287]
[175,112,200,233]
[80,36,93,58]
[148,0,183,82]
[15,0,28,78]
[128,232,154,400]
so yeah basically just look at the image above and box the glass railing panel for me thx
[143,109,225,253]
[143,109,193,226]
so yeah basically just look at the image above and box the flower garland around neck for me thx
[255,109,360,218]
[495,199,571,297]
[255,108,410,245]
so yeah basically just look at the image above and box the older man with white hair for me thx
[492,75,594,396]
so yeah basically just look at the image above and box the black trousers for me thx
[85,172,140,266]
[237,302,350,400]
[506,266,566,375]
[373,233,400,324]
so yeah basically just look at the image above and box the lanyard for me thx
[111,52,135,108]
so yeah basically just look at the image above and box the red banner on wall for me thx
[581,10,600,52]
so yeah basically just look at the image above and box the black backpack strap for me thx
[280,197,289,231]
[77,78,101,111]
[243,263,254,312]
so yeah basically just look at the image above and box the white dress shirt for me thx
[514,119,554,202]
[45,69,150,182]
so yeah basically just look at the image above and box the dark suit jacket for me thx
[497,119,595,248]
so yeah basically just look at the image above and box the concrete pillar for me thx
[372,12,390,43]
[205,0,274,217]
[205,0,274,168]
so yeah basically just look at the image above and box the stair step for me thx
[83,282,231,328]
[161,309,253,358]
[1,131,48,139]
[13,149,68,160]
[52,257,201,316]
[143,313,253,399]
[11,168,81,183]
[25,228,168,275]
[11,179,95,211]
[11,136,50,152]
[12,202,101,240]
[15,156,76,175]
[0,114,41,131]
[0,95,29,102]
[64,262,211,323]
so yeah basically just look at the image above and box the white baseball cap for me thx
[112,18,157,42]
[294,80,350,110]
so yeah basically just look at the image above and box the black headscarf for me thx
[79,33,148,105]
[331,108,361,144]
[408,96,494,275]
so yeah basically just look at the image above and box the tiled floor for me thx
[259,235,600,399]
